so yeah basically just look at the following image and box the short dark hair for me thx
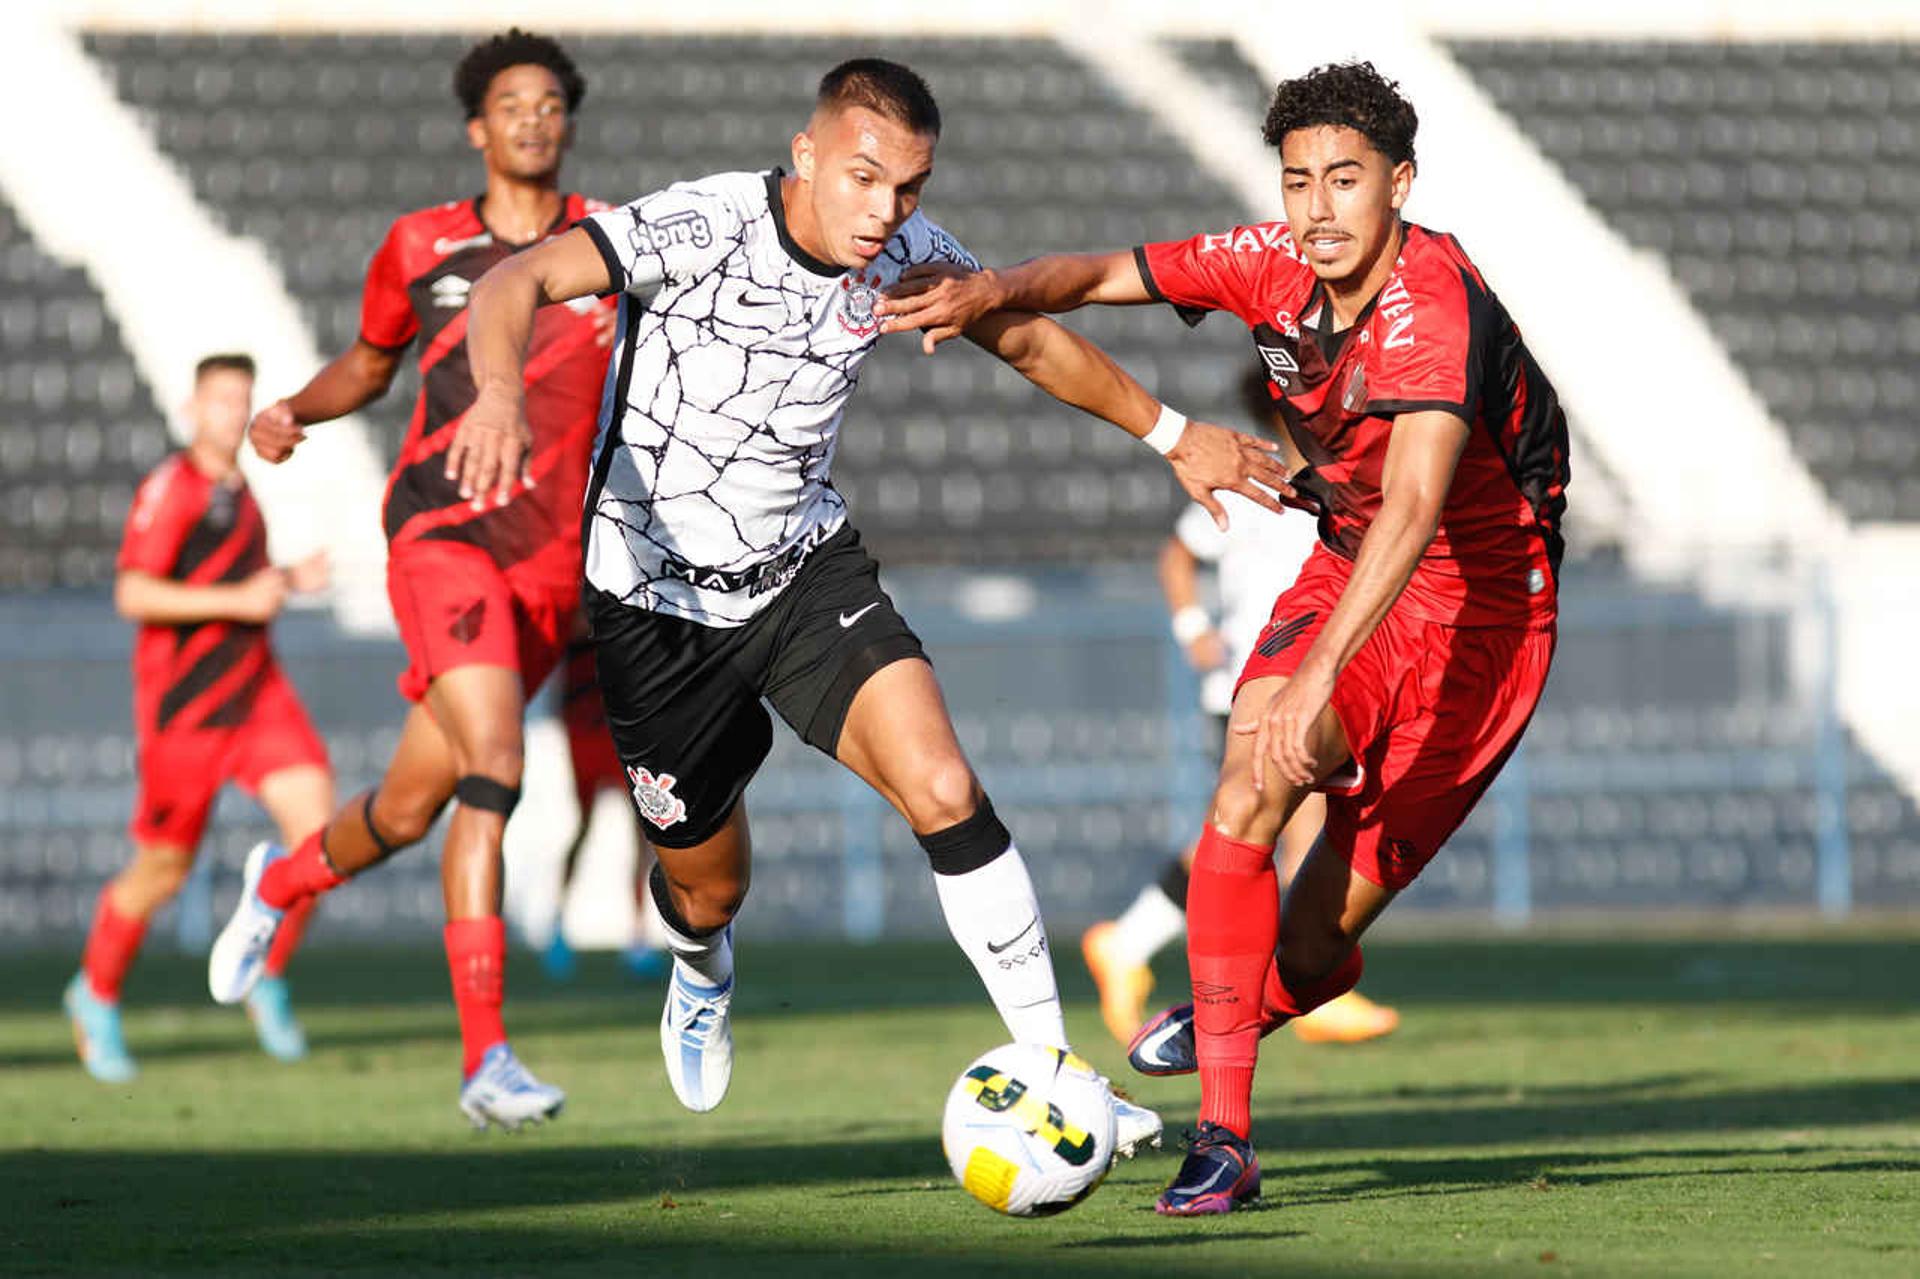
[454,27,586,120]
[816,58,941,137]
[1262,60,1417,169]
[195,353,255,382]
[1238,362,1283,439]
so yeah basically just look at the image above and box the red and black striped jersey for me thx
[360,193,615,587]
[118,454,275,736]
[1138,222,1568,628]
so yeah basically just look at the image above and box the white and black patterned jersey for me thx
[578,168,979,627]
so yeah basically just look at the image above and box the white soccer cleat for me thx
[458,1043,566,1131]
[208,841,286,1005]
[1110,1088,1165,1159]
[660,959,734,1113]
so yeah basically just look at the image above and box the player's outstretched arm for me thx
[452,227,612,509]
[114,566,291,627]
[1237,409,1470,791]
[877,250,1149,353]
[250,341,404,464]
[966,310,1293,529]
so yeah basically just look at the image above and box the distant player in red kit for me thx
[207,28,615,1129]
[538,631,664,982]
[65,353,333,1082]
[878,60,1567,1213]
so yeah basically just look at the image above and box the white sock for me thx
[1109,882,1187,969]
[932,842,1069,1050]
[647,874,734,987]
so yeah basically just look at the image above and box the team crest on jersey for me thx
[838,271,881,337]
[628,765,688,830]
[1342,365,1368,413]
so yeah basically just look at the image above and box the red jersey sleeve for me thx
[1135,223,1307,329]
[117,459,197,577]
[358,219,419,351]
[1363,256,1477,421]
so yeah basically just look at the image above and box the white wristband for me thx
[1171,604,1212,645]
[1140,403,1189,456]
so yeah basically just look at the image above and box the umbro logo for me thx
[1256,611,1317,658]
[430,274,471,309]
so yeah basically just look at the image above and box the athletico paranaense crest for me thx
[628,765,688,829]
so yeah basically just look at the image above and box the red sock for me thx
[1186,824,1278,1140]
[81,889,147,1002]
[259,829,347,910]
[445,917,508,1077]
[1260,945,1364,1035]
[263,896,317,978]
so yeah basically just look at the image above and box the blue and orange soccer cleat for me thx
[1127,1002,1197,1077]
[1155,1122,1262,1216]
[63,973,137,1084]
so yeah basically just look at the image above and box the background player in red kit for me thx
[207,29,615,1129]
[878,60,1568,1214]
[537,630,664,982]
[65,353,333,1083]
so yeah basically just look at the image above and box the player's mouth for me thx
[851,233,886,260]
[1304,232,1349,259]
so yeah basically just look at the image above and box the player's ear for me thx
[1389,159,1415,211]
[792,130,815,182]
[465,116,488,154]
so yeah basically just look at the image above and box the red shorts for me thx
[387,544,573,703]
[1238,550,1555,891]
[562,682,625,808]
[131,666,329,848]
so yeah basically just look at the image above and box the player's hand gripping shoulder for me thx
[249,400,306,464]
[877,261,1007,353]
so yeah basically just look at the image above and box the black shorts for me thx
[584,524,924,848]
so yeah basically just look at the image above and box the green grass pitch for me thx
[3,930,1916,1277]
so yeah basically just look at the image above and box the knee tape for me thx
[916,797,1012,876]
[454,774,521,817]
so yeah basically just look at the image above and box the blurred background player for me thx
[65,353,332,1082]
[537,629,665,982]
[1082,364,1399,1049]
[205,29,616,1130]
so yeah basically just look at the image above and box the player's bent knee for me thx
[368,789,441,852]
[454,774,521,818]
[902,759,981,834]
[1208,773,1283,842]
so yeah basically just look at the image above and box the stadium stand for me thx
[0,192,172,591]
[82,32,1262,565]
[1449,41,1920,523]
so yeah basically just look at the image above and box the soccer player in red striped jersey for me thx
[208,29,614,1128]
[878,60,1568,1214]
[64,353,333,1082]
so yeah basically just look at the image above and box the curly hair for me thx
[454,27,586,120]
[1261,61,1416,168]
[817,57,941,137]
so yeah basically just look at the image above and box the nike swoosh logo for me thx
[838,602,882,628]
[1187,1161,1232,1195]
[985,917,1037,954]
[741,288,784,307]
[1137,1016,1184,1065]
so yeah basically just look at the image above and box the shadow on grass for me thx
[7,1131,1914,1277]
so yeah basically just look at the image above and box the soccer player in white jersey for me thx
[448,59,1290,1142]
[1083,365,1398,1048]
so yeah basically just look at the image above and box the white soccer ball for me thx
[941,1043,1117,1217]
